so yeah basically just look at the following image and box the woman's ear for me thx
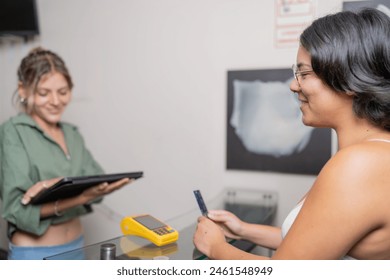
[18,82,28,100]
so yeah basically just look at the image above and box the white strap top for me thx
[367,138,390,143]
[281,200,304,239]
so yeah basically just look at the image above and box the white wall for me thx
[0,0,344,249]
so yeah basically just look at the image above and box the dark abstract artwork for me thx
[226,69,332,175]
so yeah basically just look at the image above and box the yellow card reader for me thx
[120,214,179,247]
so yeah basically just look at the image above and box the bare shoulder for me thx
[320,141,390,186]
[310,140,390,224]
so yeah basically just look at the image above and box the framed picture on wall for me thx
[343,0,390,14]
[226,69,332,175]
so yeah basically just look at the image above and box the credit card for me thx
[193,189,208,216]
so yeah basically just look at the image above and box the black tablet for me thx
[30,171,143,204]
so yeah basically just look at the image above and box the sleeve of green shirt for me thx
[0,122,51,236]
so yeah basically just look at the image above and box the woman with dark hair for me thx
[0,47,131,259]
[194,8,390,260]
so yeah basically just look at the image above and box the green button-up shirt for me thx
[0,113,104,237]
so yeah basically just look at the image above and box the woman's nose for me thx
[49,93,60,105]
[289,79,300,93]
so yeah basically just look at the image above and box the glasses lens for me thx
[292,64,298,80]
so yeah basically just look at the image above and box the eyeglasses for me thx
[292,64,313,86]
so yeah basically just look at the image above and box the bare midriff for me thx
[11,218,83,246]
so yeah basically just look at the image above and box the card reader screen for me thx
[134,215,166,230]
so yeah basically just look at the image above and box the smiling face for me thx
[290,46,354,129]
[19,71,72,130]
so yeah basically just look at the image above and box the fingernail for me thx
[21,198,28,205]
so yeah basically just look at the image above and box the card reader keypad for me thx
[154,227,173,235]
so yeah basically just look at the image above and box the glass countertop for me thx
[45,189,277,260]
